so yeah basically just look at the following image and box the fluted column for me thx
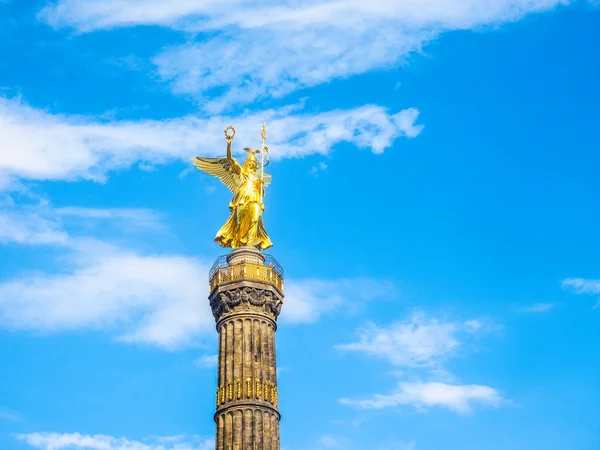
[209,247,284,450]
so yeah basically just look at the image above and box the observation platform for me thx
[209,247,284,294]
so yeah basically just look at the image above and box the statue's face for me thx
[244,158,257,171]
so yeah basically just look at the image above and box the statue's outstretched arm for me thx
[225,141,242,175]
[226,140,233,162]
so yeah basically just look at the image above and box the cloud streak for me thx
[17,432,214,450]
[0,204,68,245]
[39,0,570,109]
[337,311,504,414]
[520,303,557,313]
[0,246,393,348]
[39,0,570,32]
[337,311,480,368]
[194,354,218,369]
[562,278,600,308]
[0,98,422,186]
[0,242,214,349]
[340,381,503,414]
[562,278,600,295]
[0,409,21,421]
[0,201,391,348]
[282,278,394,324]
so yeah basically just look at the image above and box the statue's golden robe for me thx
[193,136,273,251]
[215,162,272,250]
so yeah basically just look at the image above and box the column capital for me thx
[210,283,283,324]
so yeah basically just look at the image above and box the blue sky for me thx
[1,1,599,449]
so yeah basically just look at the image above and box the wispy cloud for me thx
[0,205,68,245]
[0,196,164,248]
[399,441,416,450]
[56,206,161,226]
[17,432,214,450]
[152,26,429,113]
[150,0,571,111]
[0,409,21,420]
[0,201,389,347]
[0,248,393,348]
[310,161,328,176]
[374,440,416,450]
[41,0,571,32]
[562,278,600,307]
[562,278,600,295]
[336,311,481,368]
[0,199,213,348]
[340,381,503,414]
[519,303,557,313]
[337,311,504,414]
[317,435,346,449]
[0,242,214,349]
[282,278,394,324]
[0,98,421,187]
[194,354,218,369]
[39,0,569,109]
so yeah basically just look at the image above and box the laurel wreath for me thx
[224,125,236,142]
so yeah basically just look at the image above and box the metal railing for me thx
[209,253,284,292]
[209,255,229,280]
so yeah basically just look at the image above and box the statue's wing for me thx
[255,169,272,188]
[193,157,243,193]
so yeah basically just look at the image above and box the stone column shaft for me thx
[209,247,283,450]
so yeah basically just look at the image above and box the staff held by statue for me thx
[260,122,269,203]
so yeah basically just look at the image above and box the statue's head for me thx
[243,148,259,171]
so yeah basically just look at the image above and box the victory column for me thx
[193,124,284,450]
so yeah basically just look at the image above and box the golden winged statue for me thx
[192,124,273,250]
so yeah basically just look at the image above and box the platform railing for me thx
[209,254,284,292]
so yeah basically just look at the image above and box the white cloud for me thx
[0,409,21,420]
[336,311,467,368]
[562,278,600,295]
[310,161,328,176]
[56,206,161,225]
[0,242,214,349]
[282,278,394,324]
[317,435,346,449]
[463,319,483,333]
[0,98,422,186]
[0,197,164,248]
[562,278,600,307]
[17,432,214,450]
[0,236,391,347]
[151,0,569,111]
[340,381,503,414]
[152,26,429,113]
[520,302,557,313]
[0,201,388,347]
[378,441,416,450]
[194,354,218,369]
[337,312,504,414]
[0,205,68,245]
[39,0,226,31]
[55,206,168,234]
[0,198,213,349]
[39,0,570,109]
